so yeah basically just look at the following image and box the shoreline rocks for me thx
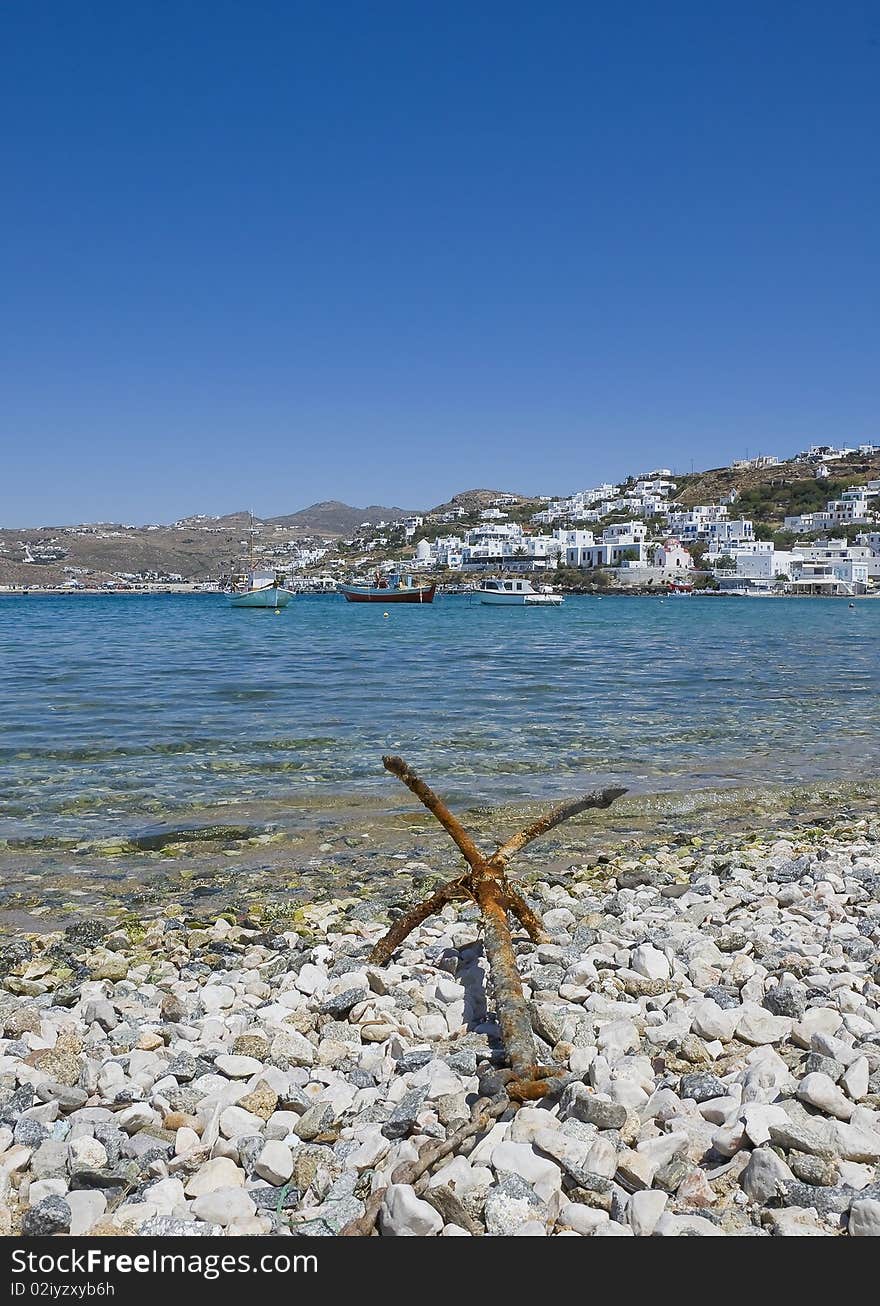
[1,814,880,1236]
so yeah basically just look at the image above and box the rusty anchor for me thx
[368,755,626,1100]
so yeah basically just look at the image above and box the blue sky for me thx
[1,2,878,524]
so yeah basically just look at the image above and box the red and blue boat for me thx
[338,572,436,604]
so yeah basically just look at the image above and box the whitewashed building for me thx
[703,519,756,551]
[654,538,693,570]
[785,482,878,534]
[531,483,618,525]
[418,521,561,571]
[563,522,647,569]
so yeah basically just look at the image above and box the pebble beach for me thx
[3,806,880,1238]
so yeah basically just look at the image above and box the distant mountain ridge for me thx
[266,500,417,535]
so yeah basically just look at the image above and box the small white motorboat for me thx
[478,578,564,606]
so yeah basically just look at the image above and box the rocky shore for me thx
[2,812,880,1237]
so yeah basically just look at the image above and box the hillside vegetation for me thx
[673,451,880,525]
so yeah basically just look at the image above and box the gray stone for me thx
[788,1150,839,1187]
[320,988,367,1019]
[36,1082,88,1112]
[138,1216,218,1236]
[740,1148,795,1204]
[294,1103,334,1142]
[382,1088,428,1140]
[235,1135,265,1176]
[166,1053,204,1082]
[763,986,806,1020]
[30,1140,69,1180]
[14,1119,49,1149]
[484,1173,546,1236]
[83,1000,118,1030]
[92,1125,125,1165]
[654,1156,690,1193]
[22,1196,72,1237]
[768,1121,835,1159]
[849,1198,880,1236]
[310,1193,364,1234]
[679,1073,727,1103]
[445,1050,478,1076]
[803,1054,844,1082]
[781,1182,854,1215]
[703,986,739,1010]
[561,1084,626,1130]
[249,1185,301,1212]
[530,1004,567,1047]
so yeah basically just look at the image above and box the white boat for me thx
[222,514,293,609]
[478,578,564,606]
[228,569,292,609]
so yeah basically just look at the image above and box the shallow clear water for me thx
[1,591,878,843]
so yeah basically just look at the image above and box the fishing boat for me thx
[338,571,436,604]
[227,568,292,609]
[477,578,564,606]
[222,513,293,609]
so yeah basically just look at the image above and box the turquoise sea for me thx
[2,591,879,848]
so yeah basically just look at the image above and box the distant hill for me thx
[266,501,417,535]
[428,488,532,515]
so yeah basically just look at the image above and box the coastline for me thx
[1,797,879,1237]
[3,585,879,599]
[3,775,879,934]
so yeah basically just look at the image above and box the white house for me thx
[785,484,878,534]
[553,528,596,552]
[634,478,677,497]
[402,515,424,539]
[422,534,466,568]
[602,521,647,544]
[789,558,868,594]
[714,545,793,591]
[792,538,875,579]
[731,455,779,469]
[666,504,730,541]
[857,530,880,552]
[703,519,755,550]
[785,512,821,533]
[564,523,647,570]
